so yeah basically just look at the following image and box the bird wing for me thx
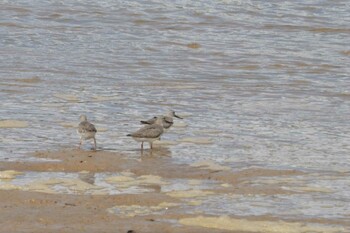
[141,116,157,125]
[78,121,97,133]
[163,116,173,124]
[130,124,163,138]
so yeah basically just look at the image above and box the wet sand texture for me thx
[0,149,348,233]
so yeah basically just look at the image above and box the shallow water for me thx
[0,170,221,198]
[1,0,350,226]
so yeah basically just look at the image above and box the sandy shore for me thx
[0,149,348,233]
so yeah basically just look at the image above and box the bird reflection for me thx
[78,172,95,185]
[140,147,171,158]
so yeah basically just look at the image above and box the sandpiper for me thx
[127,116,165,150]
[77,114,97,150]
[141,110,183,132]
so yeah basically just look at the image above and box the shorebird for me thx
[77,114,97,150]
[127,116,165,151]
[141,110,183,132]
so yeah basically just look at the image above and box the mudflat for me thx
[0,150,348,233]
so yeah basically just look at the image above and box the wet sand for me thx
[0,149,348,233]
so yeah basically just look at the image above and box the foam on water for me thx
[179,216,346,233]
[0,171,222,196]
[0,120,28,128]
[190,160,231,171]
[0,170,23,179]
[107,202,180,217]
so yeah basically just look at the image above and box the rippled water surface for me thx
[1,0,350,225]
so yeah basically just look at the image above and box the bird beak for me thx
[174,113,183,119]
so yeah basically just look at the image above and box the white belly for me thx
[132,137,159,143]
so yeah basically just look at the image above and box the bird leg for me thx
[93,138,97,150]
[141,142,144,151]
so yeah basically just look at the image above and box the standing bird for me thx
[141,110,183,132]
[77,114,97,150]
[127,116,164,151]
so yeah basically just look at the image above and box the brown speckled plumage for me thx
[128,116,165,150]
[77,114,97,150]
